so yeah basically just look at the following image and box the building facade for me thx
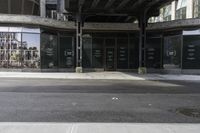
[0,0,200,74]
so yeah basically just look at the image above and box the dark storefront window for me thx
[129,37,139,69]
[146,36,162,68]
[105,38,116,70]
[83,37,92,68]
[92,38,104,68]
[59,36,74,68]
[41,33,58,69]
[117,38,128,69]
[182,35,200,69]
[22,33,40,68]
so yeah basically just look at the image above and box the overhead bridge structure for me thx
[64,0,174,73]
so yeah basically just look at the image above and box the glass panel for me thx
[83,37,92,68]
[59,36,74,68]
[182,35,200,69]
[92,38,104,68]
[0,27,9,32]
[22,33,40,69]
[193,0,200,18]
[22,28,40,34]
[106,48,115,70]
[146,36,162,68]
[0,0,8,13]
[177,0,187,10]
[176,7,186,19]
[163,36,182,69]
[41,33,58,69]
[0,33,22,68]
[129,37,139,69]
[11,0,22,14]
[117,38,128,69]
[9,27,23,32]
[105,38,115,47]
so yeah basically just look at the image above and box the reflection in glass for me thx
[0,33,22,68]
[22,33,40,68]
[41,33,58,69]
[193,0,200,18]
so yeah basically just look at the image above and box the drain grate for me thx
[175,108,200,118]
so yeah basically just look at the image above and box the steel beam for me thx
[78,0,85,7]
[138,11,146,69]
[91,0,100,9]
[131,0,145,9]
[116,0,130,10]
[104,0,116,9]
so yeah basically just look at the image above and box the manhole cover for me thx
[175,108,200,118]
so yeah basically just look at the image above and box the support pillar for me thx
[138,12,147,74]
[75,13,83,73]
[57,0,66,20]
[40,0,46,17]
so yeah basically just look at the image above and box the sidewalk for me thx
[0,72,200,80]
[0,123,199,133]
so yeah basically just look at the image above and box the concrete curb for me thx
[0,72,200,81]
[0,123,199,133]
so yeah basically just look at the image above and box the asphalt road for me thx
[0,78,200,123]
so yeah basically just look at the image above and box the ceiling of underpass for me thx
[0,0,40,16]
[65,0,174,23]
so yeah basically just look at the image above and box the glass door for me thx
[59,36,74,68]
[105,38,116,71]
[105,47,115,70]
[163,35,182,69]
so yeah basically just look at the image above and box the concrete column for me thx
[171,1,177,20]
[57,0,66,20]
[138,12,147,74]
[186,0,193,18]
[75,14,83,73]
[57,0,65,13]
[40,0,46,17]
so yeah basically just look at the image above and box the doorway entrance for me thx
[163,35,182,69]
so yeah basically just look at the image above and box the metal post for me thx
[75,13,83,73]
[138,11,147,74]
